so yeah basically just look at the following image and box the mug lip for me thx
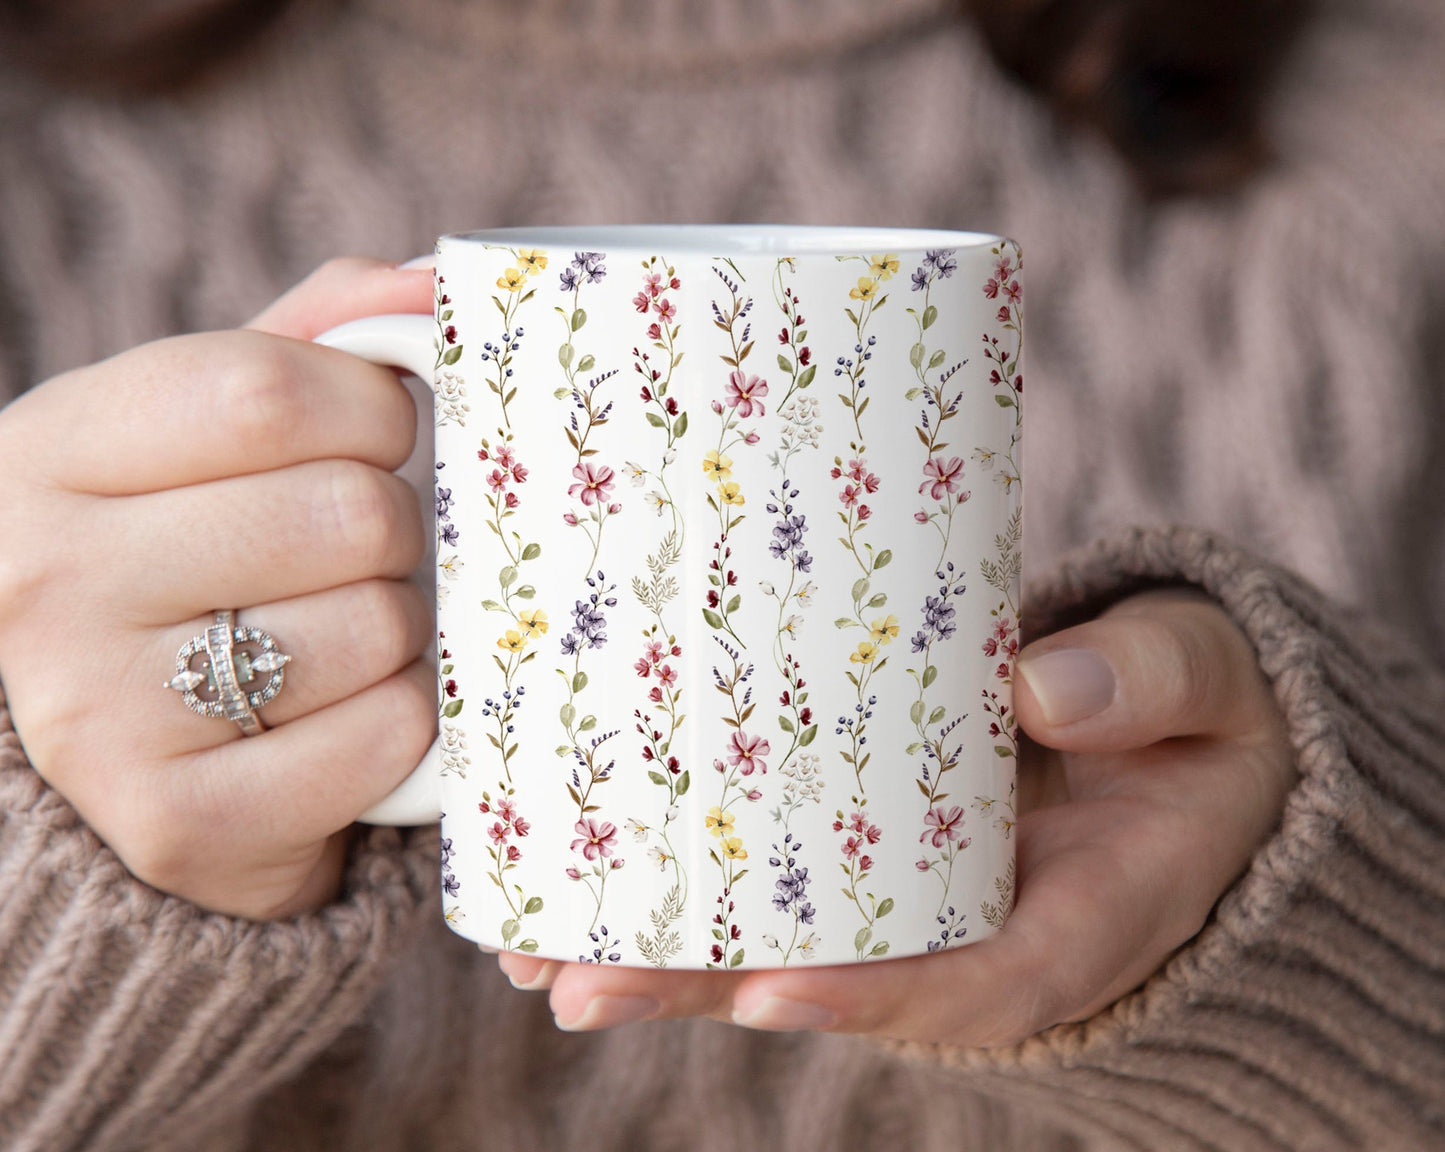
[440,223,1008,256]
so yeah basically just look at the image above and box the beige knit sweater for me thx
[1,0,1443,1149]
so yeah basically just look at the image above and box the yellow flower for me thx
[516,248,548,276]
[849,641,879,664]
[702,449,733,481]
[869,254,900,280]
[497,629,528,653]
[720,836,748,862]
[849,276,878,302]
[869,614,900,644]
[705,806,735,838]
[718,481,745,506]
[518,610,549,637]
[496,267,528,292]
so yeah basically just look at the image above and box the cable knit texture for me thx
[0,0,1442,1148]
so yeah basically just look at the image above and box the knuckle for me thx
[1137,614,1221,723]
[344,581,427,675]
[316,462,412,573]
[111,786,208,893]
[212,333,309,444]
[377,664,436,741]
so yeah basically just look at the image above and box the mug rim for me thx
[440,223,1007,257]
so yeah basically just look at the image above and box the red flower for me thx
[635,657,653,677]
[633,290,652,312]
[839,483,862,508]
[494,446,515,469]
[444,325,457,344]
[919,456,964,500]
[488,821,510,845]
[647,323,662,341]
[857,504,872,521]
[778,327,790,344]
[997,306,1011,323]
[444,678,458,698]
[512,815,530,837]
[996,661,1012,680]
[648,686,664,703]
[511,464,528,484]
[656,664,678,686]
[724,369,769,417]
[982,637,998,657]
[843,835,864,859]
[506,844,521,862]
[570,818,618,861]
[487,468,509,492]
[915,510,930,523]
[727,730,771,775]
[568,461,616,506]
[799,347,811,366]
[653,297,676,323]
[859,855,873,872]
[504,491,520,510]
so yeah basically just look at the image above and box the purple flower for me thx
[442,870,461,897]
[440,837,454,865]
[435,487,453,517]
[924,249,958,277]
[911,267,929,292]
[440,522,460,546]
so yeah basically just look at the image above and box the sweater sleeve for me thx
[0,699,440,1152]
[887,526,1445,1151]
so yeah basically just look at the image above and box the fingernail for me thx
[732,996,837,1032]
[476,943,499,954]
[396,254,436,271]
[507,962,557,992]
[1017,648,1116,725]
[554,995,660,1032]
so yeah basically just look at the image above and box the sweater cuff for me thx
[0,698,438,1152]
[891,525,1445,1150]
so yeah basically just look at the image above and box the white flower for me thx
[646,490,668,515]
[798,931,820,958]
[796,581,817,607]
[758,580,775,597]
[435,583,452,606]
[664,804,680,823]
[647,845,670,870]
[662,447,677,466]
[625,461,648,486]
[439,554,465,581]
[972,446,997,471]
[625,817,649,842]
[761,933,780,949]
[781,614,804,637]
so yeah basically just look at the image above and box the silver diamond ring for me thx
[165,610,292,736]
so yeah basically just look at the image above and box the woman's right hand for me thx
[0,258,436,919]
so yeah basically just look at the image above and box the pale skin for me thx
[0,261,1297,1045]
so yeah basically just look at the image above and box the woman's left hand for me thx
[494,589,1296,1044]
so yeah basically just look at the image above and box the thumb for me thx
[1014,588,1273,752]
[246,256,434,340]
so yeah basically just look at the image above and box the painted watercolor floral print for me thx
[430,234,1022,967]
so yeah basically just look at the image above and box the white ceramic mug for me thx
[319,226,1023,968]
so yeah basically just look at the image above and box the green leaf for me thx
[576,354,595,373]
[676,770,690,796]
[910,699,925,725]
[501,918,519,941]
[778,353,794,375]
[498,566,518,588]
[905,742,922,755]
[873,549,892,569]
[909,342,925,370]
[555,744,571,757]
[560,702,576,727]
[851,577,870,602]
[442,699,464,718]
[521,542,541,561]
[573,671,588,693]
[571,307,586,332]
[440,663,454,675]
[558,343,574,368]
[523,896,544,914]
[928,706,946,726]
[799,724,818,747]
[869,942,890,957]
[578,715,596,731]
[866,593,887,608]
[440,309,454,321]
[922,304,938,330]
[517,939,540,953]
[712,927,725,940]
[995,394,1016,408]
[729,949,745,968]
[778,715,796,734]
[645,412,667,428]
[702,608,725,630]
[674,411,689,438]
[797,364,816,389]
[876,897,895,919]
[441,346,463,365]
[854,926,872,953]
[835,617,855,629]
[649,770,668,787]
[514,585,535,599]
[928,348,946,369]
[922,664,938,689]
[725,594,741,615]
[480,599,502,611]
[995,745,1015,758]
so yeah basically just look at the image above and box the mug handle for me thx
[315,314,443,825]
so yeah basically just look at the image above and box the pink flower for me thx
[997,306,1011,323]
[571,818,618,861]
[982,637,998,657]
[633,290,652,313]
[919,456,964,500]
[743,431,761,445]
[643,272,664,297]
[494,446,515,469]
[724,369,769,417]
[983,277,1002,300]
[745,788,763,801]
[839,483,862,508]
[511,463,528,484]
[1005,279,1021,305]
[506,844,521,862]
[635,657,653,677]
[727,730,771,775]
[654,297,677,323]
[914,510,930,523]
[511,815,530,837]
[566,866,582,880]
[607,502,622,514]
[993,619,1013,640]
[995,661,1012,680]
[644,640,666,664]
[568,461,616,506]
[859,855,874,872]
[845,458,879,491]
[656,664,678,687]
[495,798,516,823]
[504,491,520,510]
[562,511,579,526]
[916,859,931,871]
[648,686,663,703]
[488,821,510,845]
[920,805,965,848]
[843,835,864,859]
[711,399,724,414]
[857,504,872,521]
[646,323,662,341]
[487,468,510,492]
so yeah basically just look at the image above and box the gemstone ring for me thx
[165,610,292,736]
